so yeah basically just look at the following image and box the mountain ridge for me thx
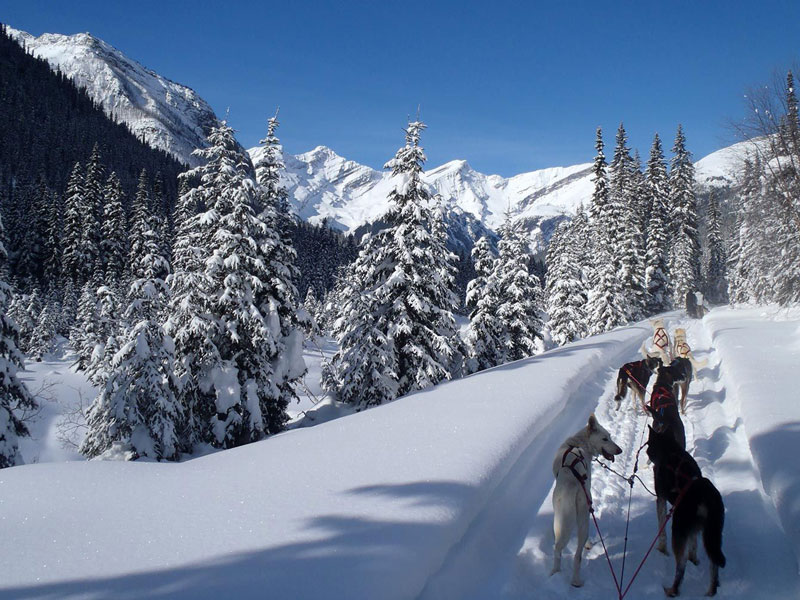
[10,25,746,250]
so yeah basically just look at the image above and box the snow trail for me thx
[455,314,800,599]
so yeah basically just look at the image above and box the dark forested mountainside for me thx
[0,24,183,204]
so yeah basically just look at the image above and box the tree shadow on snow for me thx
[0,482,479,600]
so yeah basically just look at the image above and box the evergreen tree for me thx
[72,282,97,370]
[586,127,627,333]
[7,291,38,354]
[43,188,63,291]
[85,285,122,387]
[168,122,305,448]
[28,302,58,362]
[0,214,37,468]
[546,221,588,346]
[703,192,727,304]
[129,169,152,280]
[465,235,505,371]
[644,133,672,314]
[80,143,104,283]
[61,162,85,284]
[610,124,645,319]
[495,215,544,360]
[100,172,128,285]
[668,125,702,306]
[81,223,181,461]
[324,121,461,406]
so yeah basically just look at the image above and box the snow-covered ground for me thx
[1,307,799,599]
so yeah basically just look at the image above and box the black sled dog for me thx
[614,355,662,412]
[659,357,694,415]
[646,426,726,597]
[648,366,686,450]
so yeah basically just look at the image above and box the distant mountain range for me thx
[10,26,747,250]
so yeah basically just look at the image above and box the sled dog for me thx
[648,367,686,450]
[642,319,672,365]
[551,414,622,587]
[647,426,726,597]
[672,328,709,377]
[659,357,694,415]
[613,355,662,412]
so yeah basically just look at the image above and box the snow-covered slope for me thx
[2,308,799,599]
[8,27,219,166]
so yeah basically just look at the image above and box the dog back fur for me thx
[614,356,661,411]
[647,427,726,596]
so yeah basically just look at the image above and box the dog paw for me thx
[584,540,593,550]
[689,554,700,566]
[664,585,678,597]
[549,566,560,576]
[571,578,584,588]
[657,544,669,555]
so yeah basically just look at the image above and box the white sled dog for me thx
[672,328,709,375]
[641,319,672,365]
[551,414,622,587]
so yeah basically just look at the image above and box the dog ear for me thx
[588,413,598,432]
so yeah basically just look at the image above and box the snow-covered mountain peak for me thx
[8,26,219,166]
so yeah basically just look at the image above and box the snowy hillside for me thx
[2,307,798,599]
[8,27,219,166]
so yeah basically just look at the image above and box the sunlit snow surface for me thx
[1,308,799,599]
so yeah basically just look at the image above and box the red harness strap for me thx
[624,361,647,391]
[562,445,588,484]
[653,328,669,350]
[659,455,699,498]
[675,341,691,358]
[649,385,675,414]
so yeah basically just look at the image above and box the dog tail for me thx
[697,478,727,568]
[614,369,627,402]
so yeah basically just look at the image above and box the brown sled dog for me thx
[613,355,662,412]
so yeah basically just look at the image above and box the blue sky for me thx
[6,1,800,175]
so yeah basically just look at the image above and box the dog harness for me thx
[653,327,669,351]
[649,385,676,415]
[662,454,699,498]
[624,361,647,390]
[562,445,588,484]
[674,341,691,358]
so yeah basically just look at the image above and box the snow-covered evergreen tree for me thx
[81,223,181,461]
[61,162,84,285]
[168,121,305,448]
[465,235,505,372]
[85,285,121,386]
[7,290,38,354]
[28,302,58,362]
[644,133,672,314]
[586,127,627,333]
[71,282,97,370]
[324,121,461,406]
[80,143,104,283]
[100,172,128,286]
[610,124,645,319]
[703,192,727,304]
[0,215,37,468]
[546,221,588,346]
[495,215,544,360]
[668,125,702,306]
